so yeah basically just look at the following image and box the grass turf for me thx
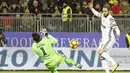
[0,70,129,73]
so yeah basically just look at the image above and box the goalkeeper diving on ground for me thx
[31,28,82,73]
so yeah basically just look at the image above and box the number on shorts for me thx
[40,47,47,56]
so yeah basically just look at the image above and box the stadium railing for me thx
[39,14,90,32]
[0,13,130,32]
[0,13,37,32]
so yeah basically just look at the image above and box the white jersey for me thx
[91,8,120,42]
[101,14,116,41]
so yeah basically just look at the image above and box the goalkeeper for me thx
[32,28,82,73]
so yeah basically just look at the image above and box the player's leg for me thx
[98,40,119,73]
[101,39,117,65]
[101,51,119,73]
[98,42,110,73]
[45,64,59,73]
[105,39,119,73]
[100,57,110,73]
[59,54,82,69]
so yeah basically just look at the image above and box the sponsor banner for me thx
[0,47,130,70]
[4,32,126,47]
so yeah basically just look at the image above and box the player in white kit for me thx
[89,1,120,73]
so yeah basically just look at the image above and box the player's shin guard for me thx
[100,57,110,73]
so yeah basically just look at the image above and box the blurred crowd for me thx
[0,0,130,17]
[0,0,130,32]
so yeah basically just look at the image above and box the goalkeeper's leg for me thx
[46,65,58,73]
[60,54,82,69]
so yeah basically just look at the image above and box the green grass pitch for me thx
[0,70,129,73]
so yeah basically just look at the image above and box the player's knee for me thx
[98,48,104,55]
[100,56,105,61]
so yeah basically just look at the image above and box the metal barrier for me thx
[39,17,89,32]
[0,13,130,32]
[0,15,37,32]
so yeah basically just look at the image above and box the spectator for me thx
[1,7,8,16]
[49,3,55,13]
[30,0,42,16]
[0,1,9,13]
[62,2,72,32]
[0,8,13,31]
[21,9,34,31]
[42,3,50,13]
[125,31,130,50]
[94,2,101,12]
[111,1,123,14]
[121,1,130,14]
[55,0,63,13]
[52,5,61,17]
[75,3,83,14]
[20,1,29,13]
[9,3,20,13]
[70,0,77,13]
[0,28,7,47]
[109,0,118,5]
[82,0,93,17]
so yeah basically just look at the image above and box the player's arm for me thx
[114,26,120,39]
[110,18,120,39]
[47,34,58,44]
[40,28,58,44]
[89,1,101,18]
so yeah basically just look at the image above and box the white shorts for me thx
[98,38,116,51]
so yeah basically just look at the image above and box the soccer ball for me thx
[69,40,79,49]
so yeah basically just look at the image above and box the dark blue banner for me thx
[4,32,126,48]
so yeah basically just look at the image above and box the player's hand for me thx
[116,35,120,40]
[89,3,93,8]
[88,0,93,8]
[40,28,48,36]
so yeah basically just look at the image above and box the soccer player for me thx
[32,28,82,73]
[89,1,120,73]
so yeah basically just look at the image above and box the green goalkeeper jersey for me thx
[32,34,58,59]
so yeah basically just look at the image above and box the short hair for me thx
[103,4,111,11]
[32,32,40,42]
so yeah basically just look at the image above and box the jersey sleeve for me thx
[109,17,120,37]
[109,17,117,28]
[90,8,101,18]
[48,34,58,44]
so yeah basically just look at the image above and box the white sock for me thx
[101,60,110,73]
[101,52,116,65]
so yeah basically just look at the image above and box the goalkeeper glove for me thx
[40,28,48,36]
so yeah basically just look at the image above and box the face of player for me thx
[102,8,109,17]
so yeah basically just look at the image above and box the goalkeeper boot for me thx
[75,63,82,69]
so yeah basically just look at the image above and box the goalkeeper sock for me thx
[64,57,82,69]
